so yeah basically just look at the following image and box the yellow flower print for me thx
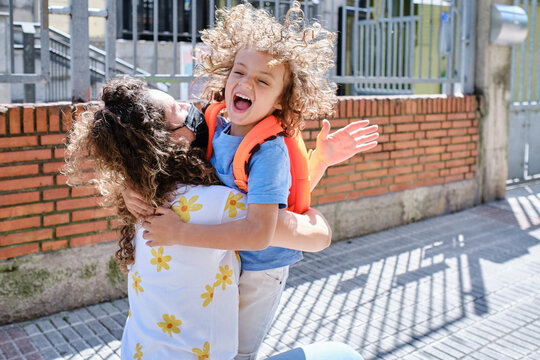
[150,247,172,272]
[134,342,143,359]
[224,192,246,218]
[172,195,203,223]
[132,272,144,296]
[213,265,233,291]
[200,284,215,307]
[157,314,182,337]
[192,341,211,359]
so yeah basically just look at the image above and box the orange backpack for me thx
[204,102,311,214]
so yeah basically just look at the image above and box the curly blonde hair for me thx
[195,1,337,134]
[64,77,220,272]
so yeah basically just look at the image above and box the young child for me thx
[139,2,378,359]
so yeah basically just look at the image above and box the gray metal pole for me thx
[105,0,116,79]
[70,0,90,102]
[22,23,36,102]
[40,0,50,83]
[461,0,476,94]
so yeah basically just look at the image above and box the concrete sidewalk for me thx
[1,183,540,360]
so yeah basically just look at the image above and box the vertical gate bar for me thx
[370,22,375,84]
[9,0,14,74]
[398,0,404,90]
[531,0,540,104]
[105,0,116,79]
[274,0,279,19]
[418,3,424,79]
[409,0,414,87]
[132,0,138,75]
[191,0,197,54]
[387,0,393,89]
[173,0,178,75]
[392,21,397,91]
[152,0,158,75]
[40,0,50,83]
[70,0,90,102]
[209,0,215,26]
[461,0,476,94]
[340,6,346,76]
[518,0,527,103]
[352,4,358,89]
[360,24,364,92]
[428,0,433,78]
[526,0,536,102]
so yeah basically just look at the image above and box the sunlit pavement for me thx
[1,183,540,360]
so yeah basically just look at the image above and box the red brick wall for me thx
[0,96,478,260]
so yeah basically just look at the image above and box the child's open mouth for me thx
[233,94,252,112]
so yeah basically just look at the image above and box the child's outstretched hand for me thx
[142,206,183,247]
[315,119,379,166]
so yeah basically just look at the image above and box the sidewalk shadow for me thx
[272,187,540,358]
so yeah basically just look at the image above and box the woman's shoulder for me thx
[171,184,243,201]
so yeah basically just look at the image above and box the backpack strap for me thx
[284,134,311,214]
[204,102,227,161]
[232,115,284,192]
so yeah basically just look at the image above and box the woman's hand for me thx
[122,186,154,218]
[142,206,183,247]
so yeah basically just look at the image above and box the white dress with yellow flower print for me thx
[121,184,247,360]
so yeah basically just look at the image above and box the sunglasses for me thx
[169,123,187,132]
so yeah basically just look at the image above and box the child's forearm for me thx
[145,203,279,250]
[271,208,332,252]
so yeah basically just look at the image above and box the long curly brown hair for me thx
[64,77,220,272]
[195,1,337,135]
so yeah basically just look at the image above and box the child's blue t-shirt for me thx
[210,116,303,271]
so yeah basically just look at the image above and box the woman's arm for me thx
[272,207,331,252]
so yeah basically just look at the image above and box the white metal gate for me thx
[508,0,540,184]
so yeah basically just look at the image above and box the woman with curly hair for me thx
[136,2,378,359]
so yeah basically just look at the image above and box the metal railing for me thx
[336,0,476,95]
[0,0,476,103]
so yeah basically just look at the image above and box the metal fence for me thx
[0,0,476,103]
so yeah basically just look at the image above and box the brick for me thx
[71,186,99,198]
[0,149,51,164]
[54,147,66,159]
[420,154,441,163]
[44,213,70,226]
[0,164,39,178]
[36,107,48,132]
[389,166,412,176]
[0,217,40,232]
[450,166,469,175]
[447,144,468,152]
[61,106,74,132]
[43,188,69,200]
[362,187,388,197]
[448,128,468,136]
[390,149,414,159]
[41,134,66,146]
[0,202,53,219]
[414,147,425,155]
[425,162,445,170]
[56,220,108,237]
[452,120,473,128]
[0,229,52,246]
[394,173,417,183]
[42,240,68,252]
[394,140,418,149]
[0,176,53,191]
[420,122,442,130]
[56,174,68,185]
[43,161,66,174]
[414,164,424,172]
[0,136,38,148]
[446,159,468,168]
[362,168,389,179]
[396,123,419,132]
[451,135,471,144]
[354,161,381,170]
[389,183,412,192]
[49,106,60,132]
[317,193,348,205]
[9,108,21,134]
[424,146,446,154]
[327,165,355,176]
[392,115,415,124]
[23,107,35,133]
[394,157,418,166]
[327,183,354,193]
[447,112,469,120]
[0,243,39,260]
[72,208,115,221]
[0,112,5,134]
[57,197,100,211]
[418,170,440,179]
[363,152,389,161]
[352,179,381,189]
[419,139,441,147]
[425,114,446,122]
[0,191,40,206]
[391,133,414,141]
[426,130,448,138]
[70,230,119,247]
[303,119,321,130]
[320,175,349,186]
[382,142,395,151]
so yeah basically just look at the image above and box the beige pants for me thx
[235,266,290,360]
